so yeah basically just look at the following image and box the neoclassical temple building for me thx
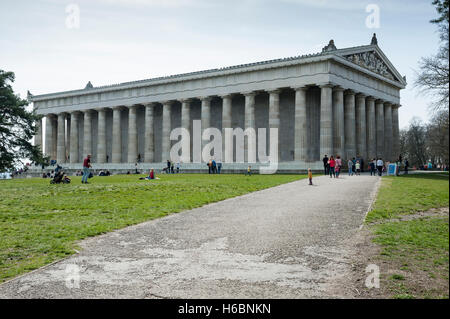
[31,34,405,172]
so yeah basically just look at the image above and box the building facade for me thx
[31,34,405,171]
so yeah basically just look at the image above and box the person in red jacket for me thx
[328,156,336,178]
[82,154,91,184]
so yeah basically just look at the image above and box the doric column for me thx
[70,112,79,163]
[221,94,232,162]
[392,105,400,160]
[344,90,356,160]
[243,92,256,162]
[333,87,345,158]
[384,102,393,161]
[355,93,367,160]
[34,117,42,152]
[127,105,138,163]
[97,108,107,163]
[112,106,122,163]
[161,101,172,162]
[269,89,281,161]
[375,100,385,159]
[52,116,57,160]
[366,97,377,161]
[320,84,333,158]
[83,110,92,159]
[144,103,155,162]
[56,113,66,163]
[293,87,307,161]
[45,114,55,159]
[200,97,212,151]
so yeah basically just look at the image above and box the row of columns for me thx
[36,85,400,164]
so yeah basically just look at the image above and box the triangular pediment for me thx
[333,45,406,86]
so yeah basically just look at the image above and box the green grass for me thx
[365,172,449,299]
[366,173,449,223]
[0,173,305,283]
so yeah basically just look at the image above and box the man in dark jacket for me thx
[322,155,329,175]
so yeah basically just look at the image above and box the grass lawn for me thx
[0,173,305,283]
[365,173,449,299]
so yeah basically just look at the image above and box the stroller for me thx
[50,171,71,184]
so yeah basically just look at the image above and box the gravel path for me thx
[0,174,380,299]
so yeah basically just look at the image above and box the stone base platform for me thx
[24,161,325,177]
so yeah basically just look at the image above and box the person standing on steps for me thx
[328,156,336,178]
[82,154,92,184]
[322,154,329,175]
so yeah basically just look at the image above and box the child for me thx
[355,160,361,175]
[308,168,313,185]
[246,166,252,176]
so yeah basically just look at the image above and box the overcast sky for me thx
[0,0,442,129]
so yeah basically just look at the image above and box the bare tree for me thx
[402,118,429,167]
[427,109,449,165]
[414,0,449,112]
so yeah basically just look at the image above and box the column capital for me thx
[199,96,213,102]
[242,91,257,97]
[344,89,356,96]
[125,104,139,110]
[45,113,57,118]
[366,96,376,102]
[384,102,393,107]
[180,98,193,104]
[161,100,175,106]
[268,89,281,94]
[375,99,385,104]
[292,86,308,92]
[57,112,68,117]
[355,93,367,99]
[94,107,107,112]
[219,94,234,99]
[112,105,126,111]
[318,82,334,88]
[143,102,158,108]
[392,103,401,109]
[332,86,345,92]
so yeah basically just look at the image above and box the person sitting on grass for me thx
[140,168,160,180]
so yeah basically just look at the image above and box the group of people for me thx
[207,159,222,174]
[163,160,180,174]
[322,155,343,178]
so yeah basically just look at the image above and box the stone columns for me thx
[244,92,256,162]
[144,103,155,163]
[34,117,42,152]
[83,110,92,159]
[221,94,232,161]
[319,84,333,158]
[161,101,172,162]
[355,93,367,160]
[384,102,393,161]
[294,87,307,161]
[344,90,356,160]
[392,105,400,160]
[45,114,55,159]
[56,113,66,163]
[333,87,345,158]
[269,90,281,161]
[201,97,212,152]
[112,106,122,163]
[375,100,385,159]
[97,108,107,163]
[70,112,79,163]
[366,97,377,161]
[127,105,138,163]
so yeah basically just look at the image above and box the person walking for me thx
[347,159,353,176]
[212,159,217,174]
[328,156,336,178]
[245,166,252,176]
[166,160,171,174]
[335,156,342,178]
[82,154,92,184]
[369,158,376,176]
[208,159,212,174]
[404,159,409,174]
[308,168,313,185]
[322,154,329,175]
[217,161,222,174]
[376,158,384,176]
